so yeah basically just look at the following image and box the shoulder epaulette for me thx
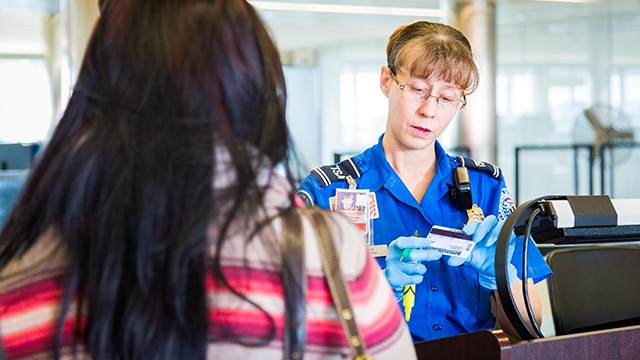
[310,157,362,187]
[456,156,502,179]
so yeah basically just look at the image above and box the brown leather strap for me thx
[306,207,372,360]
[282,208,306,360]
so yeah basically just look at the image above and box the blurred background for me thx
[2,0,640,338]
[1,0,640,204]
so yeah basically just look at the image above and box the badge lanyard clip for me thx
[346,175,357,190]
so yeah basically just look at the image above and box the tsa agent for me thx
[298,21,552,342]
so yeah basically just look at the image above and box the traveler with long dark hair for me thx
[0,0,415,358]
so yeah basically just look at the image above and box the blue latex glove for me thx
[383,236,443,295]
[447,215,517,290]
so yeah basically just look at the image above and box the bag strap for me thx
[282,208,307,360]
[306,207,373,360]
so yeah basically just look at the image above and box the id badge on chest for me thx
[328,186,381,253]
[328,176,383,256]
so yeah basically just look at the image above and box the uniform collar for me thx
[353,134,390,192]
[435,141,456,188]
[419,141,455,205]
[355,135,455,205]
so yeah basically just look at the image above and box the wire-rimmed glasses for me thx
[390,72,466,111]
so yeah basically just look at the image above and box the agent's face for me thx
[380,66,463,152]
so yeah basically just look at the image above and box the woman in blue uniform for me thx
[297,21,552,342]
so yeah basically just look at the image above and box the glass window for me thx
[338,69,387,153]
[0,57,52,143]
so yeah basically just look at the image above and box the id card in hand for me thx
[426,225,475,258]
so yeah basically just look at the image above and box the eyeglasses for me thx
[390,72,466,111]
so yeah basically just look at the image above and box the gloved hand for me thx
[447,215,517,290]
[383,236,443,295]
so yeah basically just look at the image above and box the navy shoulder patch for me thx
[455,156,502,179]
[310,157,362,187]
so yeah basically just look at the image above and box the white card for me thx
[368,244,388,257]
[426,225,475,258]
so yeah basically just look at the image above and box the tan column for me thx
[62,0,99,90]
[447,0,497,163]
[43,13,63,125]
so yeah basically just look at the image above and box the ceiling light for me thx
[529,0,601,3]
[248,1,443,18]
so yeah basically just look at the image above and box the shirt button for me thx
[431,285,439,292]
[433,324,443,331]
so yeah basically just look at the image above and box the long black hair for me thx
[0,0,294,358]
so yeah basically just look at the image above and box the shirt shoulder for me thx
[451,155,502,180]
[308,157,364,187]
[0,232,79,359]
[297,151,374,207]
[447,155,513,219]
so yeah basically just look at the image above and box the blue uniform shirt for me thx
[297,135,552,342]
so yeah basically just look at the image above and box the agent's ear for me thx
[380,66,391,97]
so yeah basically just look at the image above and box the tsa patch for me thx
[498,188,516,221]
